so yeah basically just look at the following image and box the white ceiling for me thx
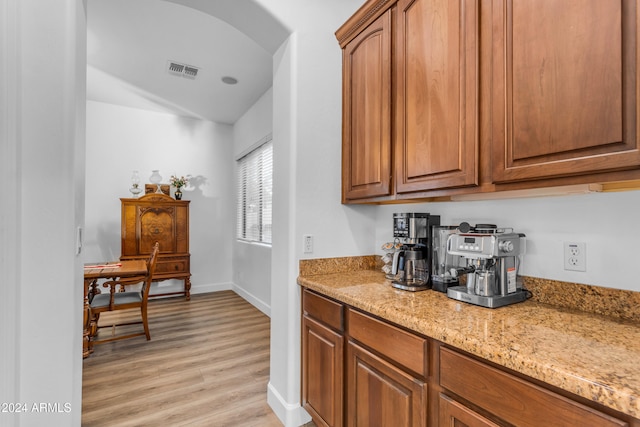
[86,0,289,124]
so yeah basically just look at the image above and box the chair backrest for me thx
[141,242,160,301]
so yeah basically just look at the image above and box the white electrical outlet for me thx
[564,242,586,272]
[303,234,314,254]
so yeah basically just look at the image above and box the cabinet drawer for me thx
[155,258,189,275]
[303,289,344,332]
[347,309,426,377]
[440,347,627,427]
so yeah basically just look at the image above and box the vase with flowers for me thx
[169,174,189,200]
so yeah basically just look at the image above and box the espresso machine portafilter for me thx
[444,223,529,308]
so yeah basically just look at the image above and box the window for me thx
[236,136,273,244]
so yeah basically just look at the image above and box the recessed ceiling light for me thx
[221,76,238,85]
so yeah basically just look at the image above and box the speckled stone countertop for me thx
[298,256,640,420]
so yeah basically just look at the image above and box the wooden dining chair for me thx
[89,242,160,344]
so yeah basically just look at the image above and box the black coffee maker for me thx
[390,213,440,291]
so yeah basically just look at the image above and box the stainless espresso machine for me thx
[445,222,529,308]
[390,213,440,291]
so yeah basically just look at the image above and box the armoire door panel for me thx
[342,10,392,200]
[139,207,176,254]
[395,0,479,193]
[492,0,640,183]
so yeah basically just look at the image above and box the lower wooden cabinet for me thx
[302,316,344,427]
[300,287,637,427]
[302,290,345,427]
[347,341,427,427]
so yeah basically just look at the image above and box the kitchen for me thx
[2,1,640,427]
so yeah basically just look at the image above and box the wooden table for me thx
[83,260,147,358]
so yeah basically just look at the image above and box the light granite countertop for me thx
[298,261,640,420]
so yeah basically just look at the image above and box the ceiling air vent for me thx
[167,61,199,80]
[183,66,198,79]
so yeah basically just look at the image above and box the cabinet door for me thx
[439,394,500,427]
[347,341,426,427]
[395,0,479,193]
[490,0,640,183]
[342,9,393,201]
[302,315,344,427]
[139,206,176,254]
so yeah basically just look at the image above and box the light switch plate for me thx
[303,234,313,254]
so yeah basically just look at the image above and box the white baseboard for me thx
[267,382,311,427]
[187,282,271,318]
[232,284,271,317]
[148,281,232,299]
[190,281,233,295]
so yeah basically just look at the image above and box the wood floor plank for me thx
[82,291,282,427]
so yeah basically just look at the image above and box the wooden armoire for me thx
[120,193,191,300]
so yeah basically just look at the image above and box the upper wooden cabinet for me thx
[337,0,640,203]
[394,0,479,193]
[338,0,479,202]
[340,8,393,201]
[490,0,640,183]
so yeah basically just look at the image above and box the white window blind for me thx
[236,138,273,244]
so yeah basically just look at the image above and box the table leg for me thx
[89,278,100,298]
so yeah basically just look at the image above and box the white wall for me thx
[234,88,273,155]
[0,0,85,425]
[232,88,273,315]
[375,190,640,292]
[269,34,300,425]
[257,1,370,425]
[85,101,235,295]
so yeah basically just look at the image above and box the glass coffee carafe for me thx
[393,248,428,287]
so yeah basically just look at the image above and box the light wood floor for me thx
[82,291,283,427]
